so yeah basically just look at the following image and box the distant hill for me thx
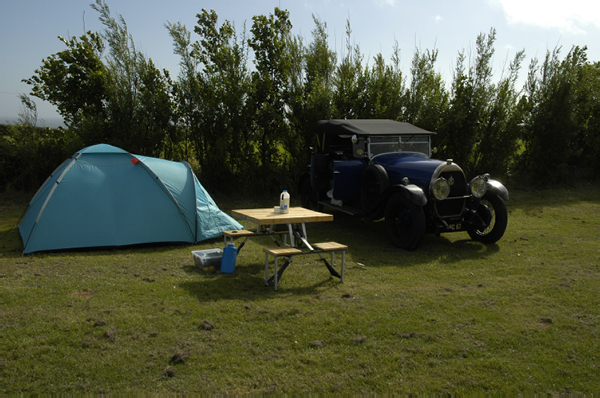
[0,116,65,129]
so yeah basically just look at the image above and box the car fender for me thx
[386,184,427,207]
[486,179,509,201]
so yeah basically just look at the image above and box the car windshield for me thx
[368,135,431,157]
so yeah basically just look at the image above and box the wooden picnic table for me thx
[231,207,333,249]
[228,207,345,290]
[231,207,333,225]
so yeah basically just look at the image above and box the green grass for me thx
[1,187,599,394]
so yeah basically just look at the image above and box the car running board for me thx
[317,200,361,215]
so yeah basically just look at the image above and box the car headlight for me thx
[470,176,487,198]
[432,178,450,200]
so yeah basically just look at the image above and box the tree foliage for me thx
[22,32,107,128]
[405,47,448,132]
[247,8,295,191]
[0,95,83,191]
[91,0,173,156]
[519,45,598,183]
[7,3,599,194]
[288,16,336,171]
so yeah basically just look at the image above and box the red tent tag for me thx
[131,157,141,165]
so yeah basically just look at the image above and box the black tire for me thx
[467,192,508,244]
[385,193,426,250]
[360,164,389,214]
[300,178,322,211]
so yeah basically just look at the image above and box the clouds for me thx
[372,0,397,7]
[492,0,600,33]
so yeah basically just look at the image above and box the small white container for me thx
[192,248,223,271]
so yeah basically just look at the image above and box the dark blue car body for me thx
[299,119,509,249]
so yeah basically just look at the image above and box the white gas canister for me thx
[280,190,290,213]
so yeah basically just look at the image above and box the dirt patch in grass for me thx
[69,289,95,299]
[170,349,190,364]
[200,320,215,330]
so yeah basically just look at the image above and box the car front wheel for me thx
[467,192,508,244]
[385,193,426,250]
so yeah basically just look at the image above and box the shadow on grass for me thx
[179,262,342,302]
[320,209,502,266]
[178,231,501,303]
[2,239,194,258]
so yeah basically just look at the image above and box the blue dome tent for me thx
[19,144,242,254]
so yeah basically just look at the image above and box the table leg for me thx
[264,253,269,286]
[317,252,342,279]
[341,250,345,282]
[286,222,295,247]
[300,223,314,251]
[274,256,278,291]
[330,252,334,276]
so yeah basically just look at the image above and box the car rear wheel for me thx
[467,192,508,244]
[300,178,322,211]
[385,193,426,250]
[360,164,389,214]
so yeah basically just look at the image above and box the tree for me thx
[439,28,498,174]
[24,1,174,157]
[248,8,295,191]
[305,16,336,94]
[287,15,337,176]
[438,51,477,168]
[473,50,525,177]
[1,96,83,191]
[21,1,600,192]
[332,21,367,119]
[281,32,309,182]
[404,47,448,133]
[575,61,600,175]
[165,20,202,161]
[192,9,252,190]
[92,0,173,156]
[22,32,107,130]
[519,46,589,183]
[363,46,405,120]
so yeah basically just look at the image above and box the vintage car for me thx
[298,119,509,250]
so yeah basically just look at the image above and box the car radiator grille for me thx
[435,170,467,218]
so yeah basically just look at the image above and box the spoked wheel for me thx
[385,193,426,250]
[467,192,508,244]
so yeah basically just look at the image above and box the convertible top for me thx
[316,119,436,137]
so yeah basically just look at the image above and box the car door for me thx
[332,159,367,202]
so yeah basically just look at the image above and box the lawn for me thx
[1,186,599,394]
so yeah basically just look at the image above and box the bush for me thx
[0,123,83,192]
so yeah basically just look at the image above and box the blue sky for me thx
[1,0,599,127]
